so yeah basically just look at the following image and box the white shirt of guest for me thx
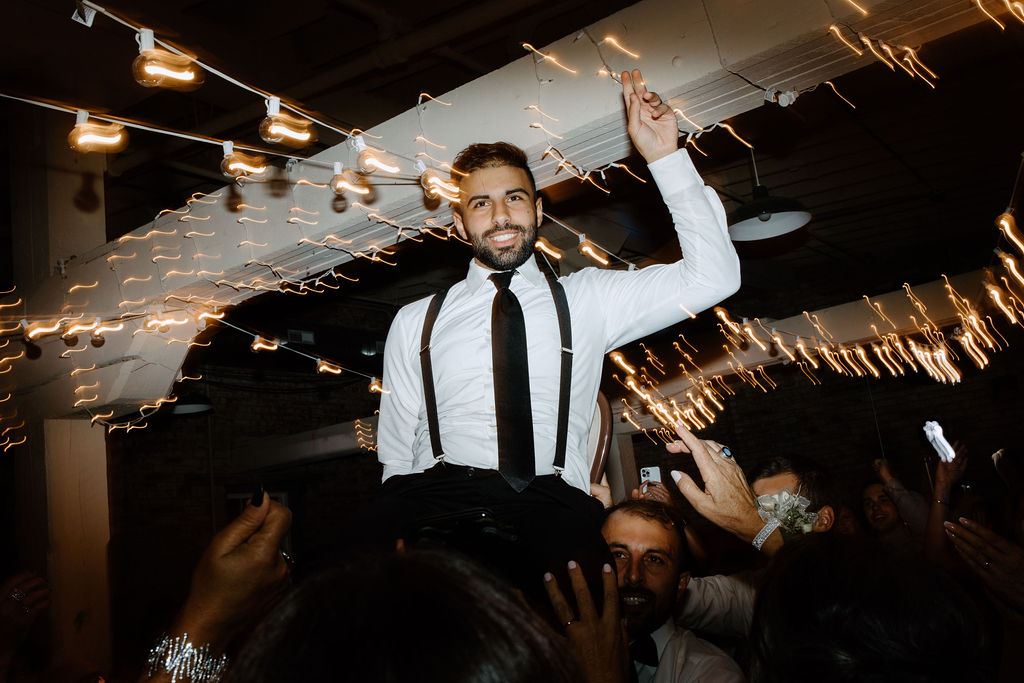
[635,619,746,683]
[377,149,741,492]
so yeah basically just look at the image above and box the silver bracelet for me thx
[752,518,782,550]
[146,633,228,683]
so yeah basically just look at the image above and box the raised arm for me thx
[573,70,740,350]
[668,424,783,556]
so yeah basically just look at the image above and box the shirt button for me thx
[490,425,498,434]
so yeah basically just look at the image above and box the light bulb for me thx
[250,336,278,352]
[132,30,203,90]
[577,238,609,266]
[221,142,267,178]
[357,149,399,175]
[68,111,127,153]
[330,162,370,196]
[316,359,342,375]
[420,168,459,201]
[259,97,315,148]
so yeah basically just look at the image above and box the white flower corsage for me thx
[756,488,818,536]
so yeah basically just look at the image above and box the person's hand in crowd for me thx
[590,474,613,509]
[630,480,676,509]
[934,441,968,501]
[873,458,896,486]
[544,561,630,683]
[666,424,782,555]
[142,491,292,682]
[0,572,49,662]
[945,517,1024,616]
[174,491,293,650]
[621,69,677,164]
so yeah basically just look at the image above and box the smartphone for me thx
[923,420,956,463]
[640,466,662,493]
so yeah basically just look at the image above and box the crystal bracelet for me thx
[752,518,782,551]
[146,633,228,683]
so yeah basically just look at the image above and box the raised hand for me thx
[934,441,968,499]
[621,69,677,164]
[945,517,1024,615]
[872,458,895,485]
[667,424,782,555]
[0,572,49,656]
[544,561,630,683]
[630,480,675,508]
[174,492,293,650]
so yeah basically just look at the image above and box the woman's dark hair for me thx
[226,549,580,683]
[749,534,993,683]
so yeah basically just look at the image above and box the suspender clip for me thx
[560,346,573,355]
[553,466,564,478]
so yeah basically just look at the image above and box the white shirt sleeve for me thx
[563,149,741,351]
[658,630,747,683]
[377,299,428,480]
[676,574,757,638]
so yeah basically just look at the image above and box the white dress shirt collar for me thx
[465,254,546,294]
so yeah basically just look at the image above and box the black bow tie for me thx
[629,634,659,667]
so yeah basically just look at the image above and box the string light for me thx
[316,360,342,375]
[419,167,459,202]
[973,0,1007,29]
[577,236,610,266]
[250,336,278,352]
[132,28,203,90]
[997,213,1023,255]
[855,345,881,378]
[330,162,370,196]
[599,36,640,59]
[535,237,563,260]
[353,136,400,174]
[828,24,863,57]
[844,0,869,16]
[68,110,127,153]
[221,142,267,178]
[259,97,315,148]
[860,35,895,70]
[1007,0,1024,23]
[521,43,577,74]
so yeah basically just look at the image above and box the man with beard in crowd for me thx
[602,500,744,682]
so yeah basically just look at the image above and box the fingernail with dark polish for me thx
[251,484,265,507]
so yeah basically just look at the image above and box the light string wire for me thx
[76,1,422,166]
[216,318,377,382]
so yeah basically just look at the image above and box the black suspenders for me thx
[418,270,573,472]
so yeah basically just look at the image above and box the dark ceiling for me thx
[2,1,1023,391]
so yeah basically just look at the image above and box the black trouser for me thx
[347,462,612,623]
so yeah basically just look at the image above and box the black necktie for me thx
[629,634,659,667]
[489,270,535,492]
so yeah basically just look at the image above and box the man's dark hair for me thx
[749,534,993,683]
[604,499,692,569]
[450,142,537,200]
[752,455,838,513]
[227,549,581,683]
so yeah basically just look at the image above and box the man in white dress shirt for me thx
[603,500,745,682]
[367,69,740,598]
